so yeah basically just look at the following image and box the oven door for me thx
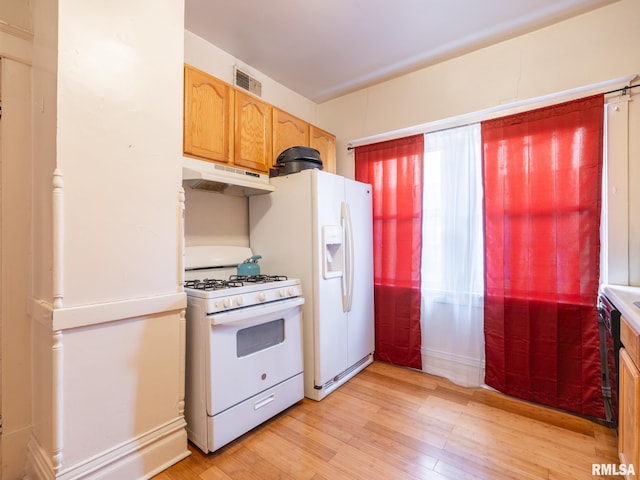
[598,293,621,425]
[205,297,304,416]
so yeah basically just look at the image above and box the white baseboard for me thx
[25,417,189,480]
[421,348,485,388]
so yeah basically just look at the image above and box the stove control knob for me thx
[222,298,231,308]
[278,288,286,298]
[235,296,244,306]
[288,287,296,296]
[257,292,267,302]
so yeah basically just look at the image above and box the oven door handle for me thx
[207,297,305,326]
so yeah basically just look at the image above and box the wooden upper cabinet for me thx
[310,125,336,174]
[183,66,336,175]
[183,65,234,163]
[234,90,273,173]
[272,108,310,165]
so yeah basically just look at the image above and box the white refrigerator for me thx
[250,168,375,400]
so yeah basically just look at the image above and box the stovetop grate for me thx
[184,274,289,291]
[184,279,244,291]
[229,274,288,283]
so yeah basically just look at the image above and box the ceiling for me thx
[185,0,618,103]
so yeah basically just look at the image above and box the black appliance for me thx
[597,293,621,426]
[271,146,323,177]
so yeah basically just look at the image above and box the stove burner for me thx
[229,274,288,283]
[184,279,244,291]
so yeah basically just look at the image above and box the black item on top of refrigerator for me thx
[271,146,323,177]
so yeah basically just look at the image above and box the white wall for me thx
[183,188,250,247]
[0,0,32,32]
[29,1,59,474]
[27,1,190,478]
[56,3,184,305]
[0,3,34,478]
[31,0,58,307]
[184,30,319,124]
[1,56,33,480]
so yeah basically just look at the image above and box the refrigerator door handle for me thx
[342,201,355,312]
[340,202,348,312]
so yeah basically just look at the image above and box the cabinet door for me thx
[183,65,234,163]
[310,125,336,174]
[273,108,309,165]
[619,348,640,476]
[235,90,273,173]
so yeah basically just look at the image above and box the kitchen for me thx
[1,0,640,479]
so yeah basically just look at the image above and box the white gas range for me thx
[183,246,304,453]
[184,275,302,318]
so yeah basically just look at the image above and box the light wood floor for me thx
[155,361,622,479]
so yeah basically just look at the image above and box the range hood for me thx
[182,157,274,196]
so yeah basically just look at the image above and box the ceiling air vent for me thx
[234,67,262,97]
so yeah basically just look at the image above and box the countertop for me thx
[601,284,640,332]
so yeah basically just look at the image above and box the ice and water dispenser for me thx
[322,225,343,279]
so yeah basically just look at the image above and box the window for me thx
[421,124,484,299]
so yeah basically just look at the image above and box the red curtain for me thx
[482,95,605,419]
[355,135,424,369]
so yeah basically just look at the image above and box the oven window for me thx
[236,318,285,357]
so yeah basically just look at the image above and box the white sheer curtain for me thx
[420,124,485,387]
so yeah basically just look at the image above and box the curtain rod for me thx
[604,82,640,96]
[347,74,640,151]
